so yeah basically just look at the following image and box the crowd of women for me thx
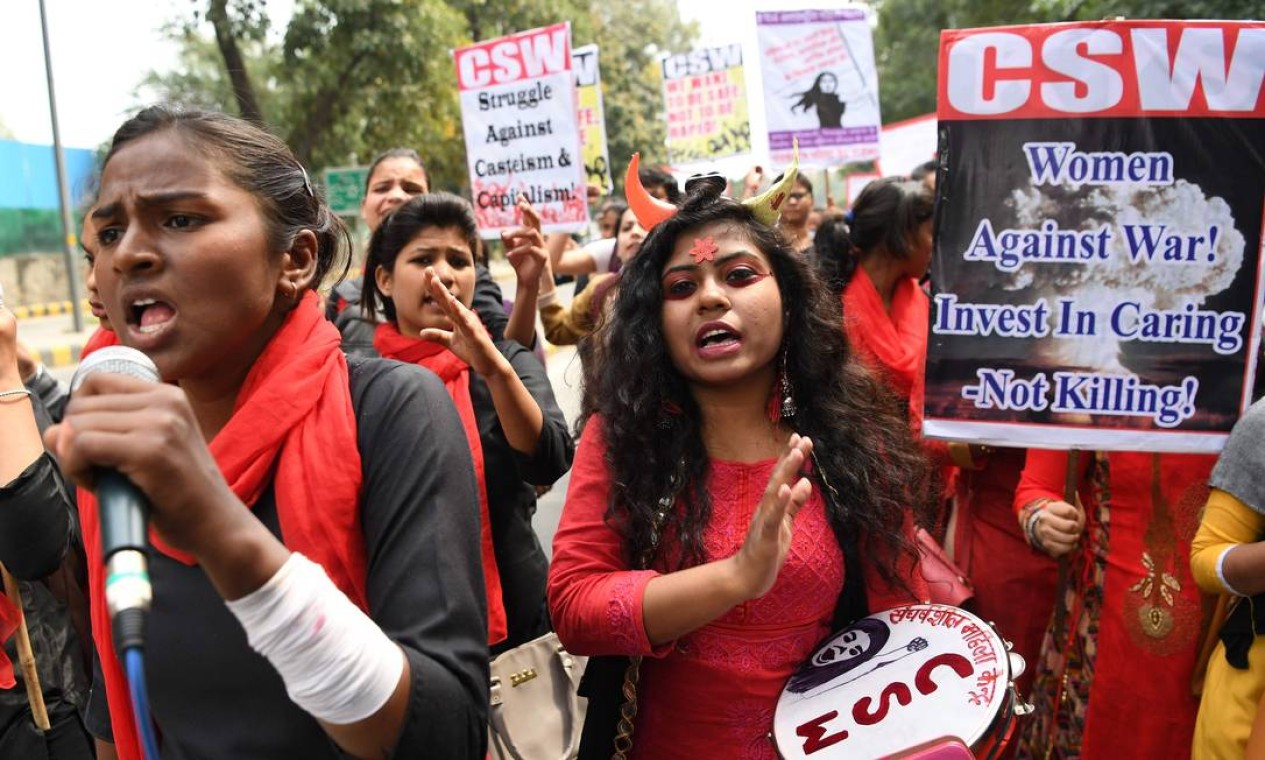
[0,104,1261,760]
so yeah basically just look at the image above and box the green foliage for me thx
[139,23,282,119]
[874,0,1259,124]
[142,0,696,195]
[875,0,1067,123]
[580,2,698,179]
[0,209,62,257]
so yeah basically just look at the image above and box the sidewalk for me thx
[16,312,98,370]
[17,258,524,370]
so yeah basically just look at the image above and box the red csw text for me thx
[456,23,571,90]
[937,21,1264,120]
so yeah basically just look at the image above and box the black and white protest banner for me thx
[926,20,1265,452]
[755,7,881,166]
[454,22,588,236]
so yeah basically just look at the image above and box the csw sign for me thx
[573,44,613,195]
[660,44,752,166]
[924,20,1265,453]
[454,22,589,237]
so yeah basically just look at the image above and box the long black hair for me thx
[579,183,930,586]
[811,177,933,295]
[792,72,841,115]
[361,192,478,323]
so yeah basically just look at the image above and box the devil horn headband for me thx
[745,138,800,226]
[625,153,677,229]
[623,139,801,230]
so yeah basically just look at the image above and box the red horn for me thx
[625,153,677,229]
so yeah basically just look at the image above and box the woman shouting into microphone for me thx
[46,106,489,760]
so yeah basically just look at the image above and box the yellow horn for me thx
[625,153,677,230]
[743,138,800,226]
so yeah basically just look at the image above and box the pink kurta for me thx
[548,418,920,760]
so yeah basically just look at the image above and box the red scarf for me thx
[82,326,120,354]
[373,322,507,645]
[79,293,366,760]
[0,585,16,689]
[843,266,930,428]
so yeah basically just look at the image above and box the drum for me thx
[772,604,1031,759]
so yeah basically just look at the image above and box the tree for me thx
[143,0,696,192]
[585,2,698,176]
[874,0,1065,123]
[206,0,267,122]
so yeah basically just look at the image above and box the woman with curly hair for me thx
[547,161,931,759]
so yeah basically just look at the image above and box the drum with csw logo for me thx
[772,604,1032,759]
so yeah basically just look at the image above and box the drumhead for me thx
[772,604,1010,759]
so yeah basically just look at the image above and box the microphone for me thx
[70,346,161,651]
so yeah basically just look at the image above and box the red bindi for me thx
[689,235,718,263]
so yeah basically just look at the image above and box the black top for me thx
[84,358,490,758]
[468,340,573,651]
[0,394,91,731]
[342,332,572,652]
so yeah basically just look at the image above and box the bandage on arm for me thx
[226,553,405,725]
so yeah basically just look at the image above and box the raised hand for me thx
[730,433,815,600]
[741,165,764,199]
[417,267,506,378]
[502,197,547,290]
[0,281,18,380]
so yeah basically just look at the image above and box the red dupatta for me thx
[842,266,930,428]
[373,322,507,645]
[78,293,366,760]
[0,592,16,689]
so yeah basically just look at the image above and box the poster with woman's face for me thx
[756,7,882,165]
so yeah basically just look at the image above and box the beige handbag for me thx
[489,631,589,760]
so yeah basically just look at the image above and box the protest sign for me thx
[755,8,881,166]
[573,44,613,195]
[661,44,752,166]
[925,20,1265,453]
[454,22,588,237]
[879,113,937,178]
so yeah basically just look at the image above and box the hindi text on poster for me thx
[756,7,883,165]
